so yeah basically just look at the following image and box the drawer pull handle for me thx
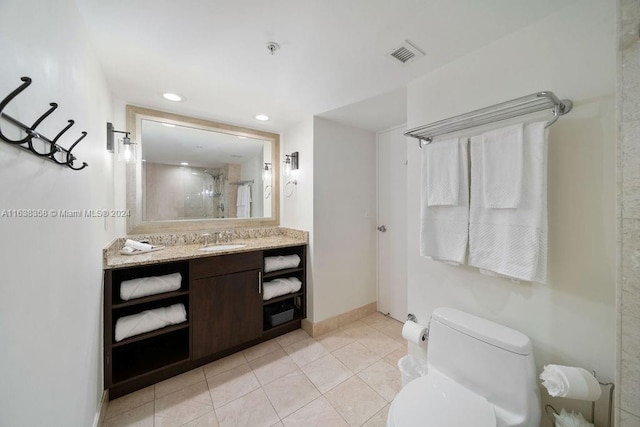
[258,271,262,294]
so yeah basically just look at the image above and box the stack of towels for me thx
[421,121,548,283]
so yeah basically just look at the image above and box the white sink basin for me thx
[199,244,247,252]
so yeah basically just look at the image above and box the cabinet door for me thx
[192,269,263,359]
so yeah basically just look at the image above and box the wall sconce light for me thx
[284,152,299,197]
[107,122,136,163]
[263,162,272,199]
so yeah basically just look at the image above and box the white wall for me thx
[281,118,315,319]
[406,1,616,424]
[313,117,377,321]
[0,1,114,426]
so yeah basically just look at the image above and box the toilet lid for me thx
[389,371,496,427]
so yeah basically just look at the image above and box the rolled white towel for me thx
[114,303,186,342]
[120,273,182,301]
[264,254,301,273]
[540,364,602,401]
[124,239,154,252]
[263,277,302,300]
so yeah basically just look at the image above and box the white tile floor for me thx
[102,313,406,427]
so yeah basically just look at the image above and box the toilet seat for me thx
[388,370,496,427]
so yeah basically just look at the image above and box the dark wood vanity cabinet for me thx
[191,252,263,360]
[103,244,306,399]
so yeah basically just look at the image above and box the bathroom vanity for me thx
[102,229,307,399]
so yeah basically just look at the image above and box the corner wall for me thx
[0,1,114,425]
[617,0,640,424]
[406,1,616,425]
[313,117,377,322]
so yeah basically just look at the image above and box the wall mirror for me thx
[126,105,280,234]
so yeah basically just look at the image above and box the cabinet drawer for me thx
[191,251,262,279]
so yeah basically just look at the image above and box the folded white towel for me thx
[420,137,469,264]
[469,121,548,282]
[482,124,524,208]
[426,138,460,206]
[540,364,602,401]
[124,239,153,252]
[114,303,187,342]
[120,273,182,301]
[263,277,302,300]
[264,254,301,273]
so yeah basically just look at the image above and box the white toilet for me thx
[388,308,541,427]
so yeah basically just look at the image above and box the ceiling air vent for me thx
[389,40,425,65]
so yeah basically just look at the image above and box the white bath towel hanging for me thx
[469,121,548,282]
[236,184,251,218]
[482,123,523,208]
[426,138,460,206]
[420,137,469,264]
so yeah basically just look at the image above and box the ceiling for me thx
[75,0,573,132]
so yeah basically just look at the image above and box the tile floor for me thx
[102,312,406,427]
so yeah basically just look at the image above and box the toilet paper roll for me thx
[540,364,602,401]
[402,320,427,345]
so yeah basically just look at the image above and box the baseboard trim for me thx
[302,301,377,337]
[93,389,108,427]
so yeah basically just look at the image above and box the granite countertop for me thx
[103,227,308,269]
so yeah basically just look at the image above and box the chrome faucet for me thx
[201,233,210,246]
[225,231,232,243]
[214,231,222,244]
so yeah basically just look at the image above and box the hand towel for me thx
[263,277,302,300]
[420,137,469,264]
[469,121,548,282]
[425,138,460,206]
[114,303,187,342]
[540,364,602,401]
[120,272,182,301]
[482,124,523,208]
[264,254,301,273]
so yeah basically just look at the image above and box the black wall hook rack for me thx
[0,76,89,171]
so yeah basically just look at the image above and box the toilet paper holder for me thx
[406,313,429,340]
[544,371,614,427]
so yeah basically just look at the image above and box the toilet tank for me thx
[427,308,540,427]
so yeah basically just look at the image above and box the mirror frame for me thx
[126,105,280,234]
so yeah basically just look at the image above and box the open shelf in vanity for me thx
[103,241,307,399]
[261,245,307,332]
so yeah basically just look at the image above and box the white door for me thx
[377,125,408,322]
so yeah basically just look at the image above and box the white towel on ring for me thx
[420,137,469,265]
[469,121,548,282]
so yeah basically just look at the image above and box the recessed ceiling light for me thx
[162,123,176,128]
[238,136,247,139]
[163,93,184,102]
[180,162,189,166]
[141,159,146,162]
[255,114,269,121]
